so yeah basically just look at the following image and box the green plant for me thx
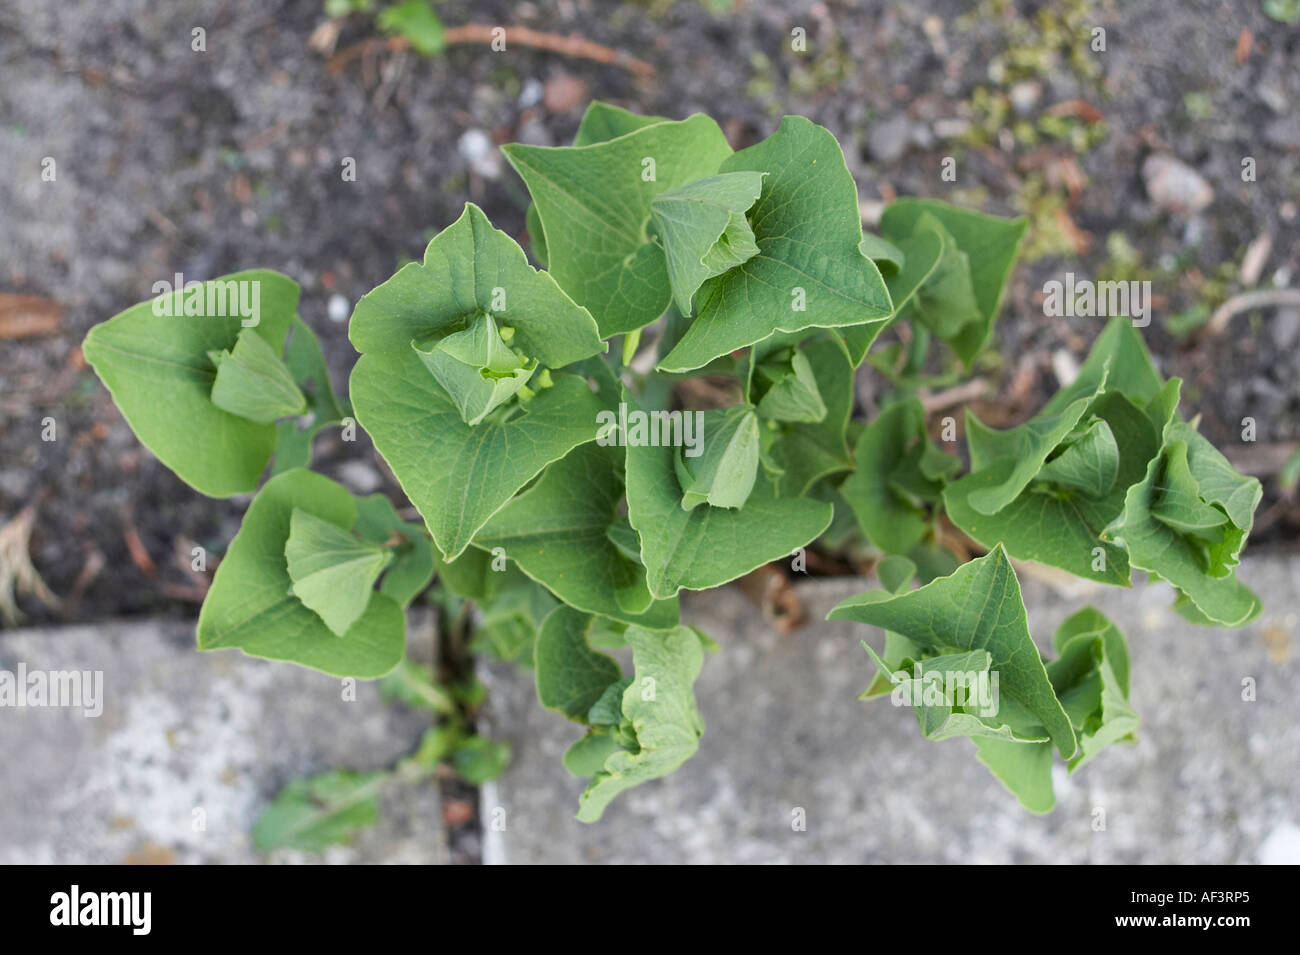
[83,102,1262,822]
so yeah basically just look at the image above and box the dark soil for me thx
[2,0,1297,626]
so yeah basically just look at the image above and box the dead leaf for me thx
[0,294,60,339]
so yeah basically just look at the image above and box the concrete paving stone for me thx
[0,614,446,864]
[480,556,1300,864]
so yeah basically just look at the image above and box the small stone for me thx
[543,72,587,113]
[1008,80,1042,117]
[867,115,911,164]
[1264,115,1300,150]
[327,293,350,324]
[457,128,500,180]
[934,118,971,139]
[518,77,544,108]
[1272,308,1300,352]
[337,460,382,494]
[514,118,553,147]
[1142,154,1214,215]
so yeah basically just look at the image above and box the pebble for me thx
[1142,154,1214,215]
[867,114,911,163]
[933,118,970,139]
[457,128,501,180]
[336,460,382,495]
[1008,80,1042,117]
[327,293,350,324]
[1272,308,1300,353]
[518,77,544,109]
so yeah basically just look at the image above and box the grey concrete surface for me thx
[481,557,1300,864]
[0,615,445,864]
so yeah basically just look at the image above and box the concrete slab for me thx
[0,615,446,864]
[481,557,1300,864]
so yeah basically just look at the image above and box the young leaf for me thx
[658,117,893,372]
[975,607,1137,811]
[351,349,606,560]
[755,335,856,495]
[411,311,535,426]
[534,606,623,722]
[1036,418,1120,498]
[675,405,761,511]
[82,270,300,497]
[576,625,708,822]
[450,735,512,784]
[944,386,1164,586]
[503,115,734,336]
[353,494,435,608]
[285,508,393,637]
[349,202,603,367]
[650,171,766,315]
[1103,429,1261,626]
[563,732,623,778]
[208,327,308,423]
[828,545,1077,759]
[473,442,680,628]
[902,212,982,340]
[525,102,672,267]
[252,769,388,852]
[751,346,827,423]
[878,199,1027,366]
[839,224,946,366]
[197,469,405,678]
[839,397,958,555]
[626,395,833,598]
[862,644,1048,743]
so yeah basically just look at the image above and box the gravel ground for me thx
[1,0,1297,624]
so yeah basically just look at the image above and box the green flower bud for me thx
[412,311,536,426]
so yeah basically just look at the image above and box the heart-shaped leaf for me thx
[197,469,405,678]
[473,442,680,628]
[576,624,708,822]
[625,393,832,598]
[208,327,307,423]
[503,114,733,337]
[658,117,893,372]
[534,606,623,723]
[829,545,1077,759]
[839,397,960,555]
[650,171,766,315]
[351,351,606,561]
[83,270,300,497]
[748,335,856,496]
[878,199,1027,366]
[285,507,393,637]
